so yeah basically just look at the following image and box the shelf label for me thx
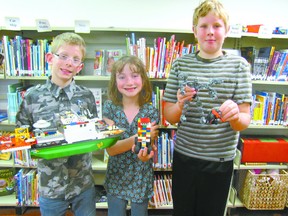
[228,24,242,38]
[258,25,273,39]
[74,20,90,33]
[36,19,52,32]
[5,17,21,31]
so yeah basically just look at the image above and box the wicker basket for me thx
[240,170,288,210]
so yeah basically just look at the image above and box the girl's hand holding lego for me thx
[133,144,157,162]
[219,100,239,122]
[176,87,197,109]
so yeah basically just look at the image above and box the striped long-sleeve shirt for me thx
[163,51,252,162]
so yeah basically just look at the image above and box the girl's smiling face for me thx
[116,64,143,99]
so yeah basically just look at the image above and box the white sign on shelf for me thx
[74,20,90,33]
[258,25,273,39]
[228,24,242,38]
[36,19,52,32]
[5,17,21,31]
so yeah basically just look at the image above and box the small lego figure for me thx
[205,108,223,124]
[134,117,152,154]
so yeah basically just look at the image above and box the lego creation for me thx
[134,117,152,154]
[0,111,124,159]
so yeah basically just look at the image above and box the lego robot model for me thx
[134,117,152,154]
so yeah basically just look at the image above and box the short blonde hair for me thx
[193,0,229,31]
[50,32,86,60]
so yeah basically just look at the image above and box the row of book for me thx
[241,46,288,81]
[13,167,172,209]
[152,86,170,127]
[13,149,38,167]
[2,35,51,77]
[153,131,176,170]
[7,82,32,124]
[251,91,288,126]
[150,174,173,208]
[14,168,39,206]
[126,33,199,79]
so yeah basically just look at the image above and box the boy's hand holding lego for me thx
[176,87,197,110]
[219,99,239,122]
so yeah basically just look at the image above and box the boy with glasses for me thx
[16,32,98,216]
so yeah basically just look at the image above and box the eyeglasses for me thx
[53,53,83,66]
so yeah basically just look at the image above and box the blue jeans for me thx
[39,187,97,216]
[107,194,148,216]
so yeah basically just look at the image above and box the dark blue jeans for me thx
[39,187,97,216]
[107,194,149,216]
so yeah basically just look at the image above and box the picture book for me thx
[0,168,15,196]
[240,46,256,71]
[102,49,123,76]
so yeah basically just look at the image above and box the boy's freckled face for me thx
[194,11,228,58]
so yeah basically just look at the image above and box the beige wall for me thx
[0,0,287,30]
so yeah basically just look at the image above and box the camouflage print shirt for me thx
[16,77,97,199]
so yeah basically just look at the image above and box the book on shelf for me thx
[274,51,288,80]
[255,91,270,125]
[153,131,174,169]
[102,49,123,76]
[266,50,281,78]
[273,93,285,125]
[255,93,267,125]
[252,46,275,80]
[266,92,277,125]
[126,33,198,79]
[0,40,4,75]
[7,83,33,124]
[0,168,15,196]
[270,50,285,79]
[93,50,104,76]
[150,174,173,208]
[2,35,51,77]
[240,46,256,72]
[0,152,11,160]
[276,51,288,81]
[0,110,8,122]
[14,168,39,206]
[89,88,102,119]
